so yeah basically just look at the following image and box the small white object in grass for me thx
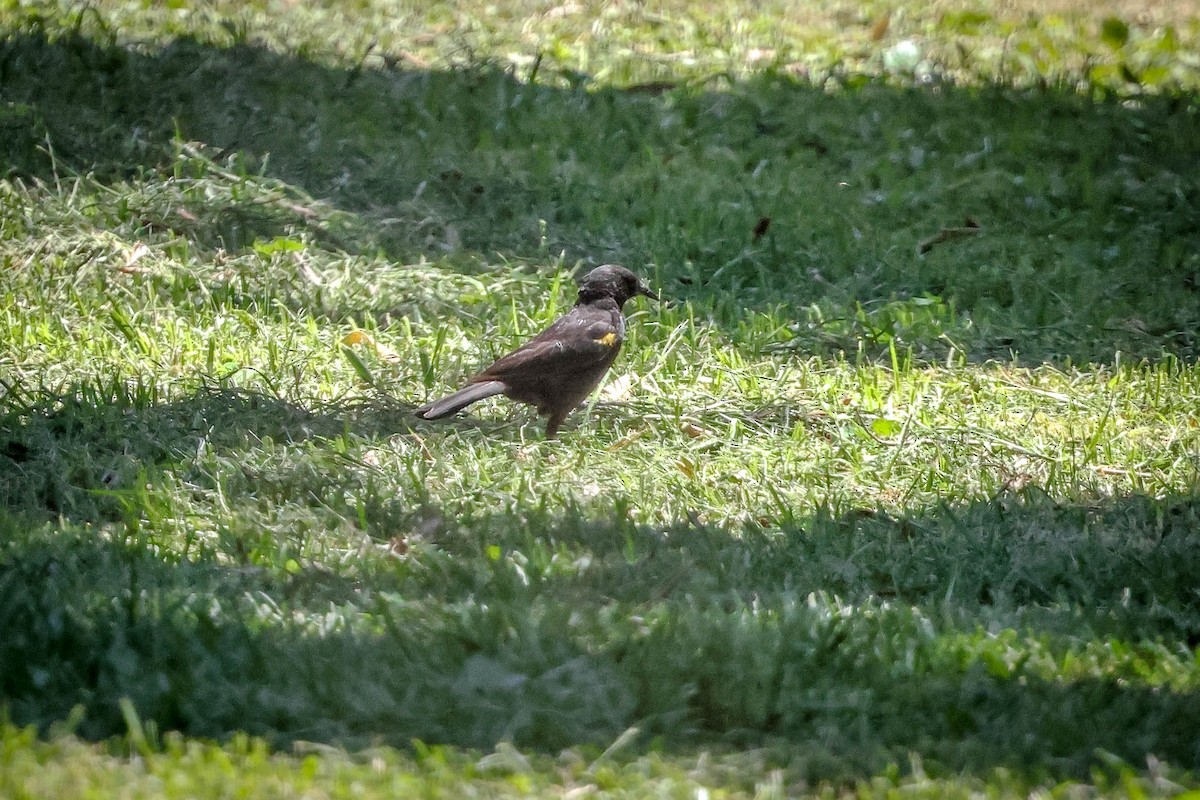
[884,39,921,73]
[600,373,633,401]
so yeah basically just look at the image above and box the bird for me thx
[415,264,658,438]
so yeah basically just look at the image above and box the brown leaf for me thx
[917,223,983,255]
[605,430,646,451]
[623,81,677,95]
[752,216,772,241]
[285,203,319,220]
[341,330,401,363]
[870,13,891,41]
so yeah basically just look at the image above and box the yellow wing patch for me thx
[595,332,618,347]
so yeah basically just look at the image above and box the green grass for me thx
[3,0,1200,796]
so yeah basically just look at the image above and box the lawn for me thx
[2,0,1200,796]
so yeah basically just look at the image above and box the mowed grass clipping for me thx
[2,0,1200,796]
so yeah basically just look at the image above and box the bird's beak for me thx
[639,283,659,302]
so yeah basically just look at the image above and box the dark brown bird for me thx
[415,264,658,437]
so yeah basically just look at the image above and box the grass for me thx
[2,0,1200,796]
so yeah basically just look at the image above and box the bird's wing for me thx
[476,312,622,382]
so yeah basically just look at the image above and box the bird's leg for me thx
[544,410,569,438]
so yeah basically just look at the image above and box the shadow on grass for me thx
[3,29,1199,362]
[2,492,1199,778]
[1,383,1199,778]
[0,382,421,522]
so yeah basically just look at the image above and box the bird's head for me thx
[577,264,659,308]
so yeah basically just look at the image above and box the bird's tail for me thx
[415,380,507,420]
